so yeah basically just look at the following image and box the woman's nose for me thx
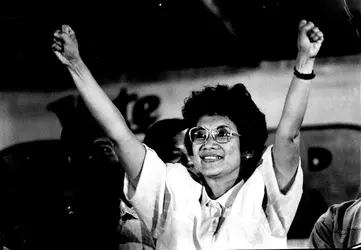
[202,135,219,149]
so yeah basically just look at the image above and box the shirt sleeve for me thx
[118,207,156,250]
[308,212,335,249]
[123,144,169,237]
[308,199,361,248]
[260,145,304,237]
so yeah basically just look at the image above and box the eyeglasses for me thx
[188,126,241,144]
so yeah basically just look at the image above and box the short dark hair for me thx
[143,118,188,162]
[182,83,268,173]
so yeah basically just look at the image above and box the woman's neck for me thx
[204,175,241,199]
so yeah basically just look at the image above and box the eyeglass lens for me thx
[190,127,233,143]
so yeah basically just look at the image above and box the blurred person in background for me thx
[308,187,361,249]
[60,99,155,250]
[143,118,200,181]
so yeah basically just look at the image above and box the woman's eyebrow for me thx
[216,125,230,129]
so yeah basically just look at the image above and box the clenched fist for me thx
[297,20,324,59]
[52,25,81,67]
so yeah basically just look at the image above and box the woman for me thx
[52,19,323,249]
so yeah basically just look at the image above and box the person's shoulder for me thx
[259,145,273,166]
[341,198,361,225]
[329,199,360,216]
[348,198,361,210]
[317,198,360,226]
[166,163,201,189]
[166,162,191,176]
[263,144,273,155]
[256,144,274,172]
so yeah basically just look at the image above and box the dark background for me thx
[1,0,360,91]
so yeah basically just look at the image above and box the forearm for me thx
[278,53,315,139]
[67,59,126,139]
[66,59,145,185]
[273,53,316,191]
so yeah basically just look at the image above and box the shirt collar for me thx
[200,179,245,208]
[120,199,139,219]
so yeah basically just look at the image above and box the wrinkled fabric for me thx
[124,145,303,249]
[118,200,156,250]
[309,198,361,249]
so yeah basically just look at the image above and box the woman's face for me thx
[192,115,241,181]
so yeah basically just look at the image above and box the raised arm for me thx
[273,20,324,192]
[52,25,145,187]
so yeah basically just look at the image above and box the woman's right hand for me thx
[52,25,82,67]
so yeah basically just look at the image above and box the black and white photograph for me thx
[0,0,360,249]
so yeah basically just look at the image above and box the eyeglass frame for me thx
[188,125,241,144]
